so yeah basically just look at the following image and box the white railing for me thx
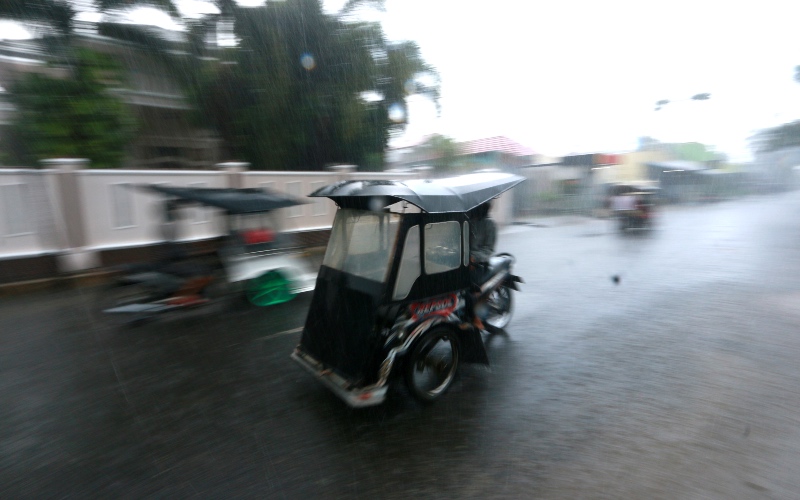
[0,161,419,273]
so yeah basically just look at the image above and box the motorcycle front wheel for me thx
[484,285,513,330]
[404,327,460,403]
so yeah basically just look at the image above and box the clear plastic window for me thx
[424,221,462,274]
[393,225,420,300]
[323,209,401,282]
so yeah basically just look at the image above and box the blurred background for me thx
[3,0,800,279]
[5,1,800,498]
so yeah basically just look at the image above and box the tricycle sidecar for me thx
[292,173,524,407]
[99,185,316,324]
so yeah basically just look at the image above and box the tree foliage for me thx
[2,0,439,170]
[420,134,461,171]
[637,137,726,162]
[188,0,438,170]
[5,48,136,168]
[0,0,73,34]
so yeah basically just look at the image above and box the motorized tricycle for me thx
[292,172,524,406]
[609,183,659,231]
[98,184,316,325]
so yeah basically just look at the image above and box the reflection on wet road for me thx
[4,192,800,497]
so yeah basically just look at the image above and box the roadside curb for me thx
[0,270,115,298]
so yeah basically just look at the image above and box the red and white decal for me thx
[409,293,458,321]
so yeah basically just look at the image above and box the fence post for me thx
[217,162,249,188]
[326,164,357,183]
[412,166,433,179]
[39,158,99,273]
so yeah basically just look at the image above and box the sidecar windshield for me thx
[323,209,402,283]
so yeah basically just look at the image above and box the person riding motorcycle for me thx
[155,200,213,305]
[469,200,497,268]
[468,201,497,329]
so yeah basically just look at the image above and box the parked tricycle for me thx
[98,185,316,325]
[292,172,524,406]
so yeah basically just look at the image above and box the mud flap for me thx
[505,274,523,291]
[459,328,489,365]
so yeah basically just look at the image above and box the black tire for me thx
[404,327,460,403]
[485,285,513,330]
[202,273,240,313]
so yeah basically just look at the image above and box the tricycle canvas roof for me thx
[142,184,304,214]
[292,172,524,407]
[143,184,316,302]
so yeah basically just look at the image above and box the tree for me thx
[421,134,460,172]
[0,0,73,34]
[5,48,136,167]
[189,0,439,170]
[2,0,438,170]
[637,137,725,162]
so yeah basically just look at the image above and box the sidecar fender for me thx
[459,327,490,365]
[504,274,523,291]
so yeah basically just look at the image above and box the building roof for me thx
[457,136,536,157]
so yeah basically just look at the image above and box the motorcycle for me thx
[97,185,316,326]
[292,172,524,406]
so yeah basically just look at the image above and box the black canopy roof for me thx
[309,172,525,213]
[141,185,305,214]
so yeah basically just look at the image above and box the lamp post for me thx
[655,93,711,111]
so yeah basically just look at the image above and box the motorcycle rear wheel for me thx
[485,285,513,330]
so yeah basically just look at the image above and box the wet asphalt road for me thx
[4,192,800,498]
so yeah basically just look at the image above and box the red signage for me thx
[593,154,620,165]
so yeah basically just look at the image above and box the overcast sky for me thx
[352,0,800,160]
[4,0,800,160]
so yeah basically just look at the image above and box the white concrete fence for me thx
[0,160,515,280]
